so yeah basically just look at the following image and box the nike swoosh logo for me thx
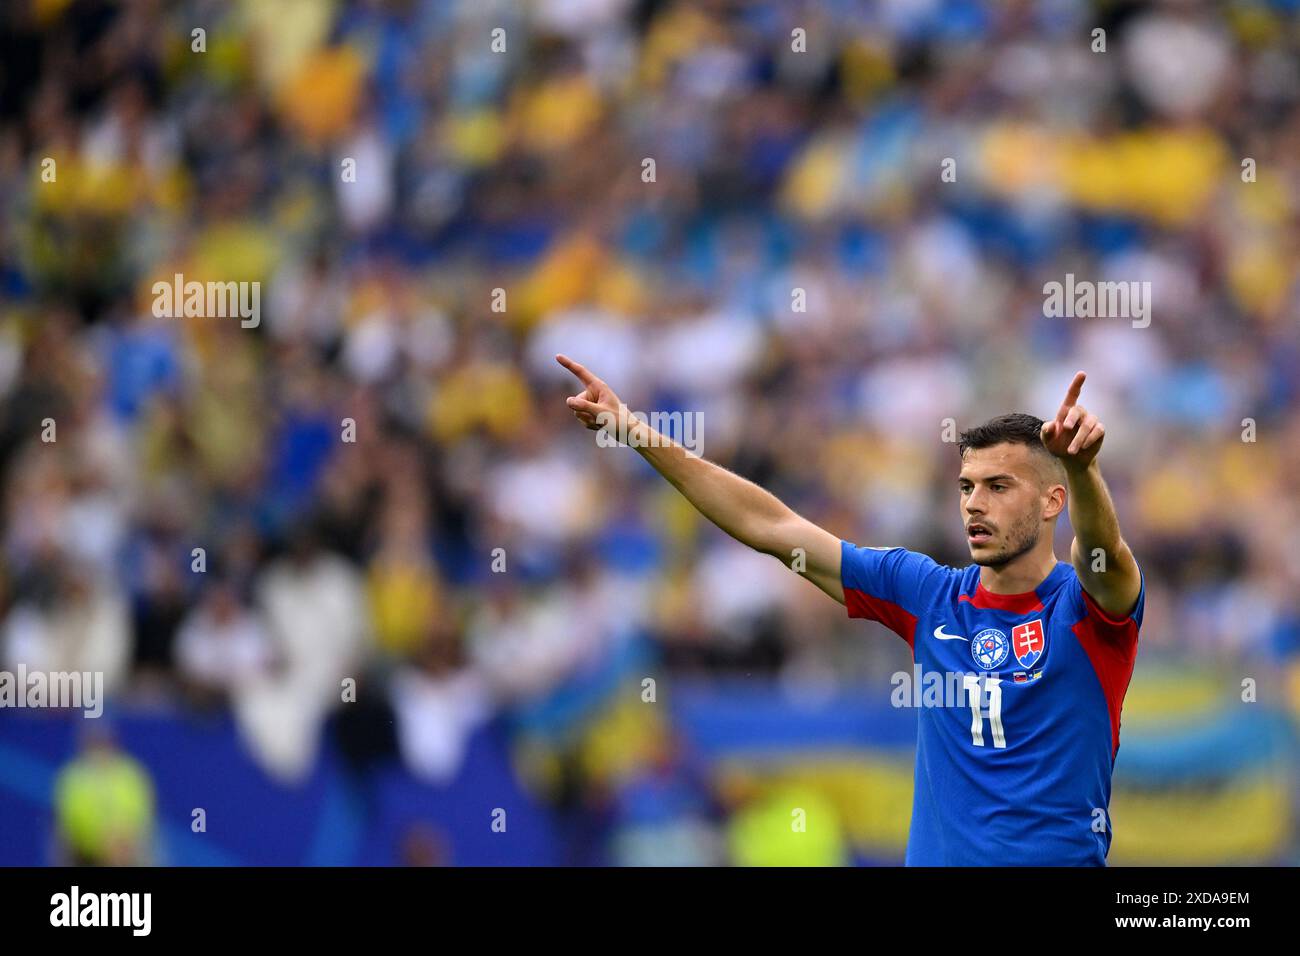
[933,625,967,641]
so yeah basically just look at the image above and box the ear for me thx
[1043,483,1067,521]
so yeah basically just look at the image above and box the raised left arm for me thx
[1041,371,1142,618]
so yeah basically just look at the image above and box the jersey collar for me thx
[960,561,1071,614]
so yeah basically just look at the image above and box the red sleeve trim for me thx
[845,587,917,653]
[1072,590,1141,761]
[1079,585,1137,629]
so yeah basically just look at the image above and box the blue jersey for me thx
[840,540,1144,866]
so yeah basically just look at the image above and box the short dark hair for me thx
[958,413,1065,484]
[958,413,1045,456]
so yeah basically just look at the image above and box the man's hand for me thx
[556,353,628,437]
[1040,371,1104,470]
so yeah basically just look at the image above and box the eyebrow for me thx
[958,474,1017,484]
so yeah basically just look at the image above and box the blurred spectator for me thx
[723,780,849,868]
[53,723,156,866]
[390,616,490,783]
[608,734,724,866]
[174,577,275,709]
[399,821,452,867]
[233,523,369,781]
[2,557,131,696]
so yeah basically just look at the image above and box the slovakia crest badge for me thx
[1011,619,1046,669]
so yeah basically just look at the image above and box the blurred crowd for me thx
[1,0,1299,864]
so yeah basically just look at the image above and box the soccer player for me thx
[557,356,1144,866]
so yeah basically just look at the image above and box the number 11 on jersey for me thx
[963,674,1005,748]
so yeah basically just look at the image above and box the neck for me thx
[978,544,1059,595]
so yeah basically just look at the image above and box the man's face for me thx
[958,443,1058,568]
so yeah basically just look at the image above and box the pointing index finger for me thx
[1056,370,1086,422]
[555,353,597,386]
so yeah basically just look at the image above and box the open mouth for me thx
[967,523,994,545]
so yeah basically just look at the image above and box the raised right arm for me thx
[556,354,844,604]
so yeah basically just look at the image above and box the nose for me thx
[965,489,986,516]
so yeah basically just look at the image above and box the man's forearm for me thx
[1065,460,1142,615]
[1064,461,1122,554]
[557,359,838,588]
[620,414,794,555]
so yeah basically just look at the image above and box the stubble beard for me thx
[971,510,1042,569]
